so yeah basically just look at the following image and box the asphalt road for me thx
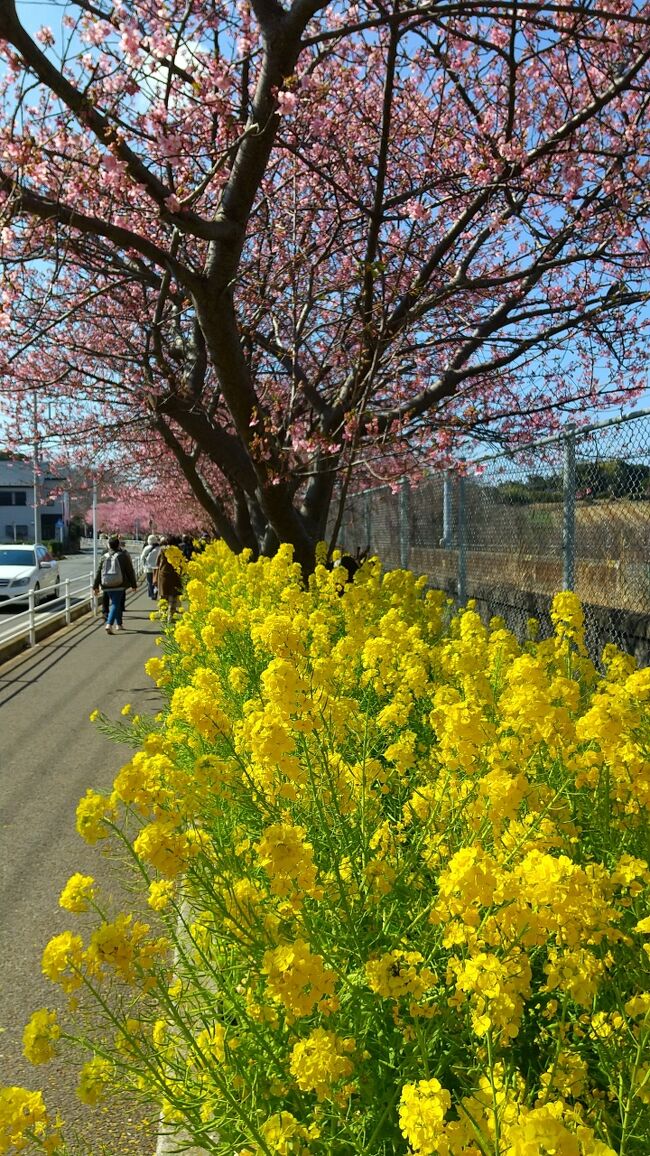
[0,584,161,1154]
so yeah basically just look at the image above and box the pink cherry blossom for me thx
[276,90,298,117]
[35,26,55,47]
[0,0,648,570]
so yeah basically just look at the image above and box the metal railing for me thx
[0,553,144,652]
[336,409,650,664]
[0,574,99,648]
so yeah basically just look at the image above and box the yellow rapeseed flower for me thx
[76,1057,113,1106]
[22,1009,61,1065]
[59,873,95,913]
[398,1079,451,1154]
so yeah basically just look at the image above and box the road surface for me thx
[0,584,160,1154]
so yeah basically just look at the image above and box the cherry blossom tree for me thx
[84,458,209,539]
[1,0,650,568]
[92,493,204,538]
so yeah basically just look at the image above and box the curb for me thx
[155,901,211,1156]
[156,1134,208,1154]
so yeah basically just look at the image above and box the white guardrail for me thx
[0,555,144,651]
[0,573,99,647]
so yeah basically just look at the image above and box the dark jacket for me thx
[155,547,183,598]
[94,548,137,592]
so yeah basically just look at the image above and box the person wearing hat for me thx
[140,534,161,600]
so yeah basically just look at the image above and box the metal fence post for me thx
[458,473,467,605]
[399,478,410,569]
[64,578,71,625]
[563,426,576,591]
[28,589,36,647]
[440,469,453,547]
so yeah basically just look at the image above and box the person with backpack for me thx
[140,534,161,599]
[93,536,137,634]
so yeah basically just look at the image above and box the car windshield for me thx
[0,550,35,566]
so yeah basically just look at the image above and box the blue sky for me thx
[16,1,54,37]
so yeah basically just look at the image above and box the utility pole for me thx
[92,477,98,576]
[32,391,41,546]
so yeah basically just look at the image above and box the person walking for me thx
[93,536,137,635]
[154,536,184,622]
[140,534,161,599]
[100,588,126,623]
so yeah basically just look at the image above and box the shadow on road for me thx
[0,619,101,707]
[0,611,161,708]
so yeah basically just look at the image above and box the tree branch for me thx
[153,414,243,550]
[1,170,193,282]
[0,0,237,243]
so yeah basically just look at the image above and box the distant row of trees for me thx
[494,460,650,505]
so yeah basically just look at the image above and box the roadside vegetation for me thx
[3,545,650,1154]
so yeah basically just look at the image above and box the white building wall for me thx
[0,459,66,542]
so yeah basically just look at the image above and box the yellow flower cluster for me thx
[76,1058,113,1106]
[41,931,84,994]
[289,1028,355,1101]
[366,951,436,1001]
[399,1079,451,1154]
[262,940,338,1020]
[58,873,95,913]
[257,1111,319,1155]
[22,1011,60,1067]
[0,1087,61,1153]
[256,823,322,903]
[10,543,650,1155]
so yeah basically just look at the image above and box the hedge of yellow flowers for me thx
[4,542,650,1155]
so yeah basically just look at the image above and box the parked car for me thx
[0,544,60,606]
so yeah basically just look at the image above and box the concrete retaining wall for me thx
[0,600,94,667]
[409,547,650,665]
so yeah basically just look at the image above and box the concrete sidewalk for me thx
[0,588,161,1154]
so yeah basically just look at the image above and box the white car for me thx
[0,544,60,606]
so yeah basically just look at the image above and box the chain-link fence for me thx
[335,410,650,664]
